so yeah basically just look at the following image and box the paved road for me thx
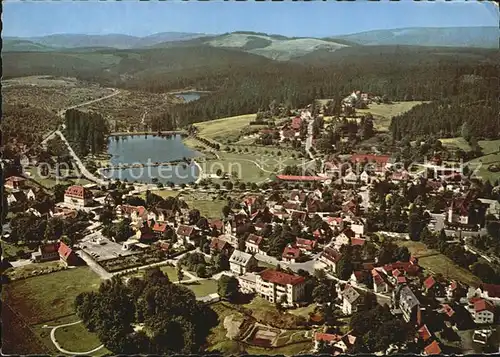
[305,118,314,160]
[42,320,104,355]
[76,249,113,280]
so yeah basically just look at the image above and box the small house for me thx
[282,244,301,263]
[5,176,26,190]
[229,250,257,275]
[245,233,264,255]
[341,284,362,315]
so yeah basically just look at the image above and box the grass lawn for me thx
[4,261,66,281]
[287,303,317,318]
[419,254,482,287]
[191,114,257,142]
[183,197,227,218]
[439,137,472,151]
[3,267,101,325]
[356,101,425,131]
[206,302,246,351]
[139,189,179,199]
[395,240,439,258]
[26,167,94,188]
[54,321,104,353]
[181,279,218,298]
[245,341,312,355]
[467,139,500,182]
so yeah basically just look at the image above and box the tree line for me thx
[65,108,109,156]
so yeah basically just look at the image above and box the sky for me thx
[3,0,498,38]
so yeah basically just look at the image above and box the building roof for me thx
[291,210,307,221]
[291,116,303,130]
[397,276,407,284]
[424,276,437,290]
[9,191,27,201]
[282,245,301,259]
[246,233,263,246]
[276,175,327,182]
[259,269,305,286]
[418,324,432,342]
[296,237,316,250]
[5,176,26,183]
[229,250,254,266]
[351,238,366,246]
[424,341,442,355]
[322,247,342,263]
[350,154,391,166]
[40,242,59,255]
[210,237,229,252]
[58,241,73,260]
[314,332,342,343]
[341,228,356,239]
[65,185,92,199]
[480,283,500,298]
[474,299,495,313]
[151,222,168,233]
[208,218,224,230]
[118,204,147,217]
[442,304,455,318]
[400,286,420,310]
[342,284,361,304]
[177,225,195,237]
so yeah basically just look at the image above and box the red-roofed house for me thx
[417,324,432,342]
[31,242,60,262]
[320,247,342,272]
[58,241,78,266]
[478,284,500,305]
[176,225,198,245]
[313,332,342,351]
[296,237,317,252]
[276,175,327,182]
[208,219,225,234]
[351,237,366,246]
[372,268,392,293]
[64,185,93,207]
[245,233,264,255]
[350,271,369,286]
[256,269,306,305]
[5,176,27,190]
[210,237,234,256]
[282,244,301,263]
[336,228,356,247]
[471,299,495,324]
[423,276,437,292]
[424,341,442,355]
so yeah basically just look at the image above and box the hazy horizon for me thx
[3,0,498,38]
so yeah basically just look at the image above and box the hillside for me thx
[3,39,55,52]
[3,32,208,51]
[333,26,499,48]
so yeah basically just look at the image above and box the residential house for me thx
[255,268,306,306]
[360,171,370,184]
[245,233,264,255]
[470,298,495,324]
[64,185,93,207]
[237,272,258,294]
[332,334,357,355]
[344,217,365,236]
[477,284,500,305]
[116,204,147,224]
[290,190,307,203]
[394,285,421,324]
[104,191,121,207]
[341,284,362,315]
[58,241,78,266]
[5,176,27,190]
[208,218,225,235]
[335,228,355,247]
[372,268,393,293]
[446,280,466,300]
[423,275,440,296]
[210,237,234,256]
[350,154,391,174]
[282,244,301,263]
[343,171,358,185]
[320,247,342,272]
[290,210,307,222]
[313,332,342,352]
[417,324,432,343]
[7,191,27,205]
[423,340,442,355]
[229,250,257,275]
[31,242,60,262]
[176,225,198,245]
[295,237,317,252]
[350,271,369,286]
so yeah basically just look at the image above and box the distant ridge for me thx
[332,26,499,48]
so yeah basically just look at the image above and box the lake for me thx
[175,92,201,103]
[102,134,200,184]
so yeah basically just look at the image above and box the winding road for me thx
[42,320,104,355]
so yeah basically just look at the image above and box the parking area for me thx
[79,234,136,262]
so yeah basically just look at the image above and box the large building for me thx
[237,268,306,306]
[229,250,257,275]
[64,185,93,207]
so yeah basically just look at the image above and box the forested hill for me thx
[3,45,499,130]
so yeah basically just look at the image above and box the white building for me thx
[341,284,361,315]
[229,250,257,275]
[470,299,495,324]
[255,269,306,306]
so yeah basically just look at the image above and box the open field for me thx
[139,189,179,199]
[183,198,227,218]
[356,101,425,131]
[54,320,104,353]
[191,114,257,142]
[394,240,481,286]
[440,137,472,151]
[3,267,101,325]
[2,76,115,113]
[26,166,94,188]
[181,279,218,297]
[203,153,300,183]
[467,139,500,182]
[419,254,482,287]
